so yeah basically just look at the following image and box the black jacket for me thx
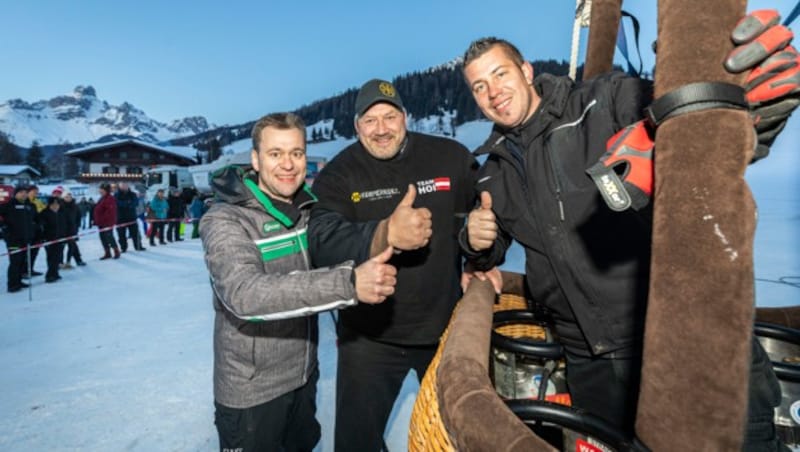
[309,132,478,345]
[167,194,186,219]
[0,198,36,247]
[39,207,68,242]
[465,72,653,356]
[61,199,81,236]
[116,189,138,222]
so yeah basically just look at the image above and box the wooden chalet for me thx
[65,139,198,183]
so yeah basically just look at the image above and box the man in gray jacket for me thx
[200,112,397,452]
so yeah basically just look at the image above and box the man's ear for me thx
[250,149,259,172]
[522,61,534,84]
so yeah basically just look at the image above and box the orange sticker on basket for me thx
[545,393,572,406]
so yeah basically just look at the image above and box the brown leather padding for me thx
[636,1,754,450]
[437,279,556,451]
[583,0,623,80]
[756,306,800,329]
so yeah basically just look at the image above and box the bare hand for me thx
[354,246,397,304]
[387,185,433,250]
[461,264,503,294]
[467,191,497,251]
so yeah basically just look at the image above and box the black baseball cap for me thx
[354,79,404,118]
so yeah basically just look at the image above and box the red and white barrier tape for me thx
[1,217,200,257]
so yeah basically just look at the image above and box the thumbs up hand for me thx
[354,246,397,304]
[387,185,433,250]
[467,191,497,251]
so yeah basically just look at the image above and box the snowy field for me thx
[0,122,797,451]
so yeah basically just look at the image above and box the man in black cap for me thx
[1,185,36,292]
[308,79,492,451]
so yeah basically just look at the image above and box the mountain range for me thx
[0,85,214,147]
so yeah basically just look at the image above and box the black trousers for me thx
[98,229,117,251]
[116,222,141,251]
[335,326,437,452]
[44,242,63,280]
[6,247,26,290]
[166,220,181,241]
[149,222,165,244]
[64,239,82,264]
[565,337,782,449]
[214,367,320,452]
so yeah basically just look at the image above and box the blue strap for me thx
[616,10,643,77]
[784,0,800,27]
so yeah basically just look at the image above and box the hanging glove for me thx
[586,120,654,212]
[724,9,800,161]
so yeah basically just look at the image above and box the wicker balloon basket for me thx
[408,293,546,451]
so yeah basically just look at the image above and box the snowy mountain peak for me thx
[73,85,97,98]
[0,86,215,147]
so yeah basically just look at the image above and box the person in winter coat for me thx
[1,185,36,292]
[148,190,168,246]
[460,27,798,447]
[22,184,46,277]
[307,79,494,452]
[93,183,120,260]
[166,188,186,242]
[115,183,144,252]
[200,112,397,451]
[188,195,205,239]
[60,192,85,267]
[78,197,90,229]
[38,196,67,282]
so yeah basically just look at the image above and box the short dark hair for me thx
[251,112,306,151]
[462,37,526,69]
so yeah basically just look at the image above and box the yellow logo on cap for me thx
[351,192,361,203]
[378,82,395,98]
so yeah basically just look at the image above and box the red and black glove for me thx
[586,120,654,212]
[725,9,800,161]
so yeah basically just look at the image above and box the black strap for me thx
[645,81,748,127]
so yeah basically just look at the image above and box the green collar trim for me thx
[243,178,294,228]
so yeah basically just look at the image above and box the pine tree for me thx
[0,131,23,164]
[26,140,46,175]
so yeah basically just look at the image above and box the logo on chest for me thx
[416,177,451,194]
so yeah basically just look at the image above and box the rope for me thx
[569,0,593,80]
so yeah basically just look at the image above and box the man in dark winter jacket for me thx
[460,24,798,447]
[60,192,85,267]
[200,112,397,452]
[1,185,36,292]
[166,188,185,242]
[307,79,487,452]
[115,183,144,252]
[39,196,67,283]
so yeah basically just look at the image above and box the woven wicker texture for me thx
[409,294,535,451]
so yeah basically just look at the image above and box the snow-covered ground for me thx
[0,122,797,451]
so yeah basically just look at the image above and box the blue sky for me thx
[1,0,792,126]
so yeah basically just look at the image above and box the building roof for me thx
[0,164,42,177]
[65,139,197,160]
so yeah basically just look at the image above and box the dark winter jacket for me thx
[93,194,117,228]
[115,189,138,223]
[200,166,357,409]
[39,207,68,241]
[465,72,653,356]
[0,198,36,247]
[167,193,185,219]
[61,199,81,236]
[309,132,478,345]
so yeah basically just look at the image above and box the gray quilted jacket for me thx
[200,166,356,409]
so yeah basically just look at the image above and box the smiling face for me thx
[463,45,540,129]
[250,126,307,203]
[355,102,407,160]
